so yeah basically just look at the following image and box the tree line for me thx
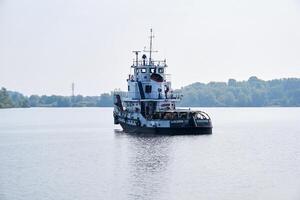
[177,76,300,107]
[1,76,300,108]
[0,88,112,108]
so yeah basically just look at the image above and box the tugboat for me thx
[113,29,212,135]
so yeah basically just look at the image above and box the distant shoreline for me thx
[1,76,300,108]
[1,106,300,109]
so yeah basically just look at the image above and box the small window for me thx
[150,68,155,73]
[128,85,130,91]
[141,68,146,73]
[158,68,164,73]
[145,85,152,93]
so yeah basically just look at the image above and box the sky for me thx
[1,0,300,96]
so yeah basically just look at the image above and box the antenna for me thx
[144,28,158,64]
[149,28,154,63]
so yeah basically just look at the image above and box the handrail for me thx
[127,74,172,82]
[132,60,167,67]
[150,111,210,120]
[113,91,182,100]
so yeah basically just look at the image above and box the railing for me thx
[163,74,171,82]
[127,74,171,82]
[113,91,182,100]
[132,60,167,67]
[151,110,211,120]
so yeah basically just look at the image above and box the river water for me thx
[0,107,299,200]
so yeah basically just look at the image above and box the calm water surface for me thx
[0,108,299,200]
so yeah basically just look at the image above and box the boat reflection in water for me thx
[114,130,172,199]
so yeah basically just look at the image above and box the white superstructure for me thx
[113,29,212,135]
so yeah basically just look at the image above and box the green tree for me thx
[0,87,14,108]
[29,95,40,107]
[97,93,112,107]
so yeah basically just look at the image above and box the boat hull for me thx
[119,122,212,135]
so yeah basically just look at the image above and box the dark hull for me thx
[120,122,212,135]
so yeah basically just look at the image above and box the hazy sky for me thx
[1,0,300,95]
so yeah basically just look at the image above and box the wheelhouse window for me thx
[141,68,147,73]
[158,68,164,73]
[145,85,152,93]
[150,68,155,73]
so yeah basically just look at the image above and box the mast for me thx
[144,28,157,65]
[149,28,154,64]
